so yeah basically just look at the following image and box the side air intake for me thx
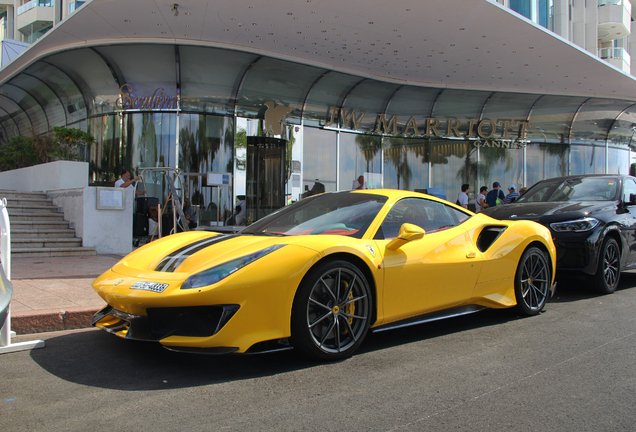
[477,226,507,252]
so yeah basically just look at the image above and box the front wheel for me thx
[591,237,620,294]
[514,247,551,316]
[291,260,372,361]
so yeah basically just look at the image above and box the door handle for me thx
[466,252,476,259]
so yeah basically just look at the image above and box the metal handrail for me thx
[1,197,13,347]
[0,196,44,354]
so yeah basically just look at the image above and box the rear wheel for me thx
[514,247,550,315]
[591,237,620,294]
[291,260,371,361]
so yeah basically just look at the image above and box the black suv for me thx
[482,175,636,294]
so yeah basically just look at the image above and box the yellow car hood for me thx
[110,231,316,278]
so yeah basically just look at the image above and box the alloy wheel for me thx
[305,266,370,354]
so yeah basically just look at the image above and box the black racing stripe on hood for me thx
[155,234,238,272]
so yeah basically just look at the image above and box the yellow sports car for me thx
[92,189,556,360]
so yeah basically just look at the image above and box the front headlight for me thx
[550,217,599,232]
[180,244,286,290]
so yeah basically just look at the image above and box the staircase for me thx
[1,190,97,258]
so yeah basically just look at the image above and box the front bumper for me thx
[552,228,603,275]
[92,304,239,349]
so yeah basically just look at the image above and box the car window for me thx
[623,178,636,203]
[518,177,618,202]
[376,198,466,239]
[243,192,387,238]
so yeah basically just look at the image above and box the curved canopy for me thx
[0,43,635,150]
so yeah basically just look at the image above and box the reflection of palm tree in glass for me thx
[179,128,196,171]
[385,137,413,190]
[355,134,382,173]
[455,144,511,183]
[139,114,157,167]
[539,143,568,176]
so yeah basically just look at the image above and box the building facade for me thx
[0,0,635,224]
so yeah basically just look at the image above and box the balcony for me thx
[598,0,631,43]
[16,0,54,44]
[599,47,631,73]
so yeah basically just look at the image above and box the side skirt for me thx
[371,305,487,333]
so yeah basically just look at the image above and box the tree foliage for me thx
[0,127,94,171]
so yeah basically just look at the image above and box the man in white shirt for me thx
[475,186,488,212]
[456,183,470,209]
[115,169,146,195]
[352,175,364,190]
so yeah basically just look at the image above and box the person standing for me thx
[456,183,470,209]
[485,181,506,207]
[475,186,488,212]
[505,184,521,204]
[352,175,364,190]
[183,198,198,229]
[115,169,146,196]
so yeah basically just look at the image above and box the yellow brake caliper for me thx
[341,281,355,332]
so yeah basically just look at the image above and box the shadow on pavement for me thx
[549,270,636,303]
[29,308,522,391]
[33,271,636,391]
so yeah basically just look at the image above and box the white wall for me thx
[48,187,134,255]
[0,160,88,192]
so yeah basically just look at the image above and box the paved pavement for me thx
[7,254,122,334]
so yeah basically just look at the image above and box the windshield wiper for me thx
[243,231,288,237]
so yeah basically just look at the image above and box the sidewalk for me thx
[8,254,123,334]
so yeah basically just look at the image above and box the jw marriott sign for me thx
[324,107,532,147]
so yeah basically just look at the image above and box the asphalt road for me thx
[1,274,635,431]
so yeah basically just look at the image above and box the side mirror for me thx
[387,223,425,250]
[630,193,636,205]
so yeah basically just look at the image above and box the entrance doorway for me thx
[245,136,286,223]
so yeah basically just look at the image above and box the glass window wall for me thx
[570,144,605,175]
[302,127,337,193]
[89,114,122,185]
[383,137,429,191]
[339,132,382,190]
[525,142,569,186]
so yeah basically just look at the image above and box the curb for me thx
[11,306,103,335]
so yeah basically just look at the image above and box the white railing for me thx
[598,0,624,6]
[599,47,631,63]
[17,0,54,16]
[0,197,45,354]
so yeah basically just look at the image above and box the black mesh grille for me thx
[146,306,225,337]
[557,245,587,268]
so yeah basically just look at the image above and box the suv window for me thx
[623,178,636,203]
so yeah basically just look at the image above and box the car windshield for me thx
[242,192,388,238]
[517,177,619,203]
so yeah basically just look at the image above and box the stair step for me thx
[11,238,82,248]
[0,191,48,200]
[11,221,70,230]
[11,247,97,258]
[10,228,77,238]
[8,213,66,222]
[7,205,61,214]
[3,197,53,206]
